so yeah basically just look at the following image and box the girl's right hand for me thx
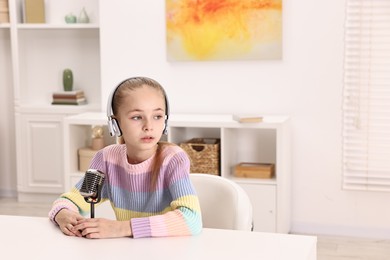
[55,209,85,237]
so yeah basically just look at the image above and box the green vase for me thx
[63,69,73,91]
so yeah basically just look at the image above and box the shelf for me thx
[169,114,290,128]
[229,176,277,185]
[16,104,100,114]
[16,23,99,30]
[0,24,10,29]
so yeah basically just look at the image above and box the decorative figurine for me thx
[63,68,73,91]
[78,7,89,23]
[65,13,77,23]
[91,125,104,150]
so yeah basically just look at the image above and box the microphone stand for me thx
[84,184,103,219]
[85,198,97,218]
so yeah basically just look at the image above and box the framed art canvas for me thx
[166,0,283,61]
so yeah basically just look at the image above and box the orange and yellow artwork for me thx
[166,0,283,61]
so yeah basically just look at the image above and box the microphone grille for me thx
[80,169,105,198]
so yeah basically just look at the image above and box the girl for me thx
[49,77,202,239]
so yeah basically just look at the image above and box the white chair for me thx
[190,173,253,231]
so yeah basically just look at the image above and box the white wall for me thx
[100,0,390,238]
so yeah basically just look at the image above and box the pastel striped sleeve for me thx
[48,196,79,224]
[48,148,110,224]
[48,179,107,223]
[131,195,202,238]
[131,149,203,238]
[48,186,89,224]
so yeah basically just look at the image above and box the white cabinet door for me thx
[239,183,276,232]
[17,114,64,194]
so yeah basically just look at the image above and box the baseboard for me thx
[0,189,17,198]
[292,222,390,239]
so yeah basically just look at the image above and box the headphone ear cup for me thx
[108,118,122,137]
[163,118,168,135]
[108,118,115,136]
[112,118,122,137]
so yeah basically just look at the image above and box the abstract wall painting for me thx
[166,0,283,61]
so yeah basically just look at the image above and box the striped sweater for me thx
[49,143,202,238]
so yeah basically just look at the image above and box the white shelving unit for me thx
[7,0,101,201]
[63,112,291,233]
[168,114,291,233]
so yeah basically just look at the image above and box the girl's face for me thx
[116,85,166,158]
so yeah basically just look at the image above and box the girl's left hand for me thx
[73,218,132,239]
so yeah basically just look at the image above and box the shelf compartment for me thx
[222,127,276,179]
[65,124,115,173]
[16,28,101,108]
[168,127,221,145]
[13,0,99,25]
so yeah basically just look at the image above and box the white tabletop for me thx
[1,215,316,260]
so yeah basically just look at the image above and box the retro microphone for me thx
[79,169,105,218]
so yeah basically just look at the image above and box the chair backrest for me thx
[190,174,253,231]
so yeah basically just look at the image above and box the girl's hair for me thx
[112,77,166,117]
[112,77,172,190]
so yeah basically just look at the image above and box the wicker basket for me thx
[180,138,220,175]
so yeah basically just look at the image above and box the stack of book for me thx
[52,90,87,105]
[0,0,9,23]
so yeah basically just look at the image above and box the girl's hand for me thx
[73,218,132,239]
[55,209,85,237]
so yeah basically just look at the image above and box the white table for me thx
[1,215,316,260]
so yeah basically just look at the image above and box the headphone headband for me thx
[107,77,170,137]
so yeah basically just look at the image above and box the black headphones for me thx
[107,77,170,137]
